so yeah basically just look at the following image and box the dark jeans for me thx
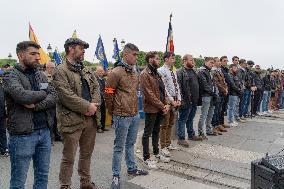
[177,104,197,140]
[212,95,225,127]
[221,95,228,125]
[0,117,7,153]
[253,90,263,114]
[9,128,51,189]
[142,112,164,161]
[241,89,251,117]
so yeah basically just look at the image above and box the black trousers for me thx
[0,117,7,153]
[99,101,106,130]
[50,116,62,141]
[212,95,226,127]
[142,112,164,161]
[220,95,229,125]
[252,90,263,114]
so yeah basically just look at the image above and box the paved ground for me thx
[1,110,284,189]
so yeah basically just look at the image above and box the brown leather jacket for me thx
[52,59,101,133]
[140,65,167,113]
[105,63,139,116]
[211,68,228,96]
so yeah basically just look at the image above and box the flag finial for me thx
[72,30,78,38]
[170,13,173,22]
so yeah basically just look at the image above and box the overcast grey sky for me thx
[1,0,283,68]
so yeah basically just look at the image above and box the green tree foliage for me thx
[0,59,17,67]
[194,58,204,68]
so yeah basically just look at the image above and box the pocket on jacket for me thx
[59,110,83,127]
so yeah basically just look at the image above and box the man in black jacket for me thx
[241,61,257,117]
[3,41,57,189]
[252,65,264,115]
[220,56,230,128]
[0,74,8,156]
[197,57,217,138]
[262,69,273,114]
[177,54,203,147]
[237,59,247,121]
[227,64,242,127]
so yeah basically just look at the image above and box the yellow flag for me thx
[29,23,51,64]
[72,30,78,38]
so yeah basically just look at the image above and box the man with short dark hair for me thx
[211,57,228,134]
[220,56,231,129]
[237,59,247,120]
[253,65,264,115]
[241,61,257,117]
[158,52,181,156]
[3,41,57,189]
[177,54,203,147]
[140,51,170,169]
[227,64,242,127]
[262,69,273,114]
[53,38,101,189]
[232,56,239,66]
[105,43,148,189]
[198,57,217,138]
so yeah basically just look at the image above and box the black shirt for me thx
[24,69,48,130]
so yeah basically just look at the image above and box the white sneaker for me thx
[155,154,171,163]
[161,147,171,157]
[256,112,263,116]
[262,111,268,115]
[144,159,158,169]
[268,110,273,114]
[233,121,238,126]
[167,144,179,151]
[229,122,238,127]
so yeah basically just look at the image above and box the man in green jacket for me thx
[52,38,101,189]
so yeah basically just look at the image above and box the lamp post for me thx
[8,53,12,59]
[47,44,53,59]
[121,39,125,50]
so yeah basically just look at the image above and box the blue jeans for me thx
[0,117,7,153]
[227,95,238,123]
[241,89,251,117]
[112,114,140,177]
[198,96,215,135]
[177,104,197,140]
[9,128,51,189]
[262,91,271,112]
[235,96,240,119]
[280,91,284,109]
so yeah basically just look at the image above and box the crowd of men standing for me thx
[0,38,284,189]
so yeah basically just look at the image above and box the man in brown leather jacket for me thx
[140,51,170,169]
[52,38,101,189]
[211,57,228,134]
[105,43,148,189]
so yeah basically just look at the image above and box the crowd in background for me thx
[0,39,284,189]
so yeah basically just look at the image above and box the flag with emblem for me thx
[112,38,121,62]
[95,35,108,71]
[53,48,61,65]
[165,14,174,53]
[29,23,51,64]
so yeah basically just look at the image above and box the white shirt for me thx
[158,64,181,103]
